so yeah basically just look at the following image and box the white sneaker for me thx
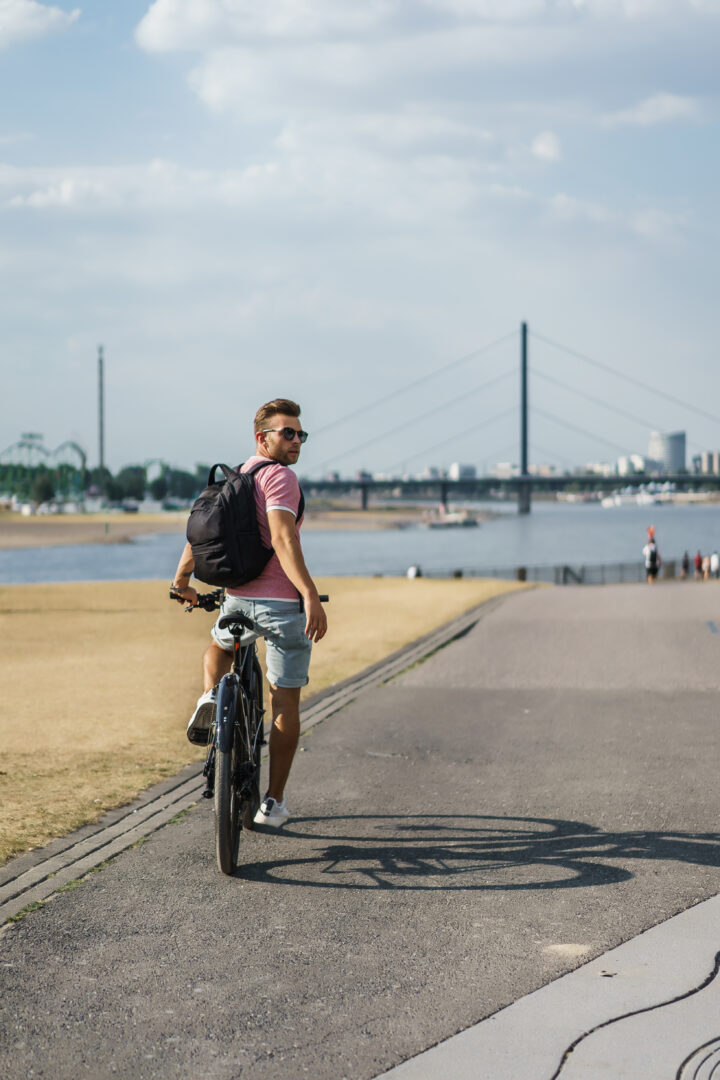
[186,687,217,745]
[253,797,290,827]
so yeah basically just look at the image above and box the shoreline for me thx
[0,506,498,550]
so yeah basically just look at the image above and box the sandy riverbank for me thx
[0,505,496,550]
[0,576,527,864]
[0,513,187,549]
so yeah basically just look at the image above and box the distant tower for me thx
[648,431,685,473]
[98,345,105,473]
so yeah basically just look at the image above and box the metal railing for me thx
[422,560,679,585]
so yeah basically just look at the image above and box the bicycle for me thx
[170,585,328,875]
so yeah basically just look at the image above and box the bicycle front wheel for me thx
[242,671,263,831]
[215,732,241,875]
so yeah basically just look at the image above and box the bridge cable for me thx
[534,406,635,457]
[533,368,659,431]
[382,405,518,474]
[529,442,577,470]
[310,370,516,472]
[532,368,708,453]
[531,331,720,428]
[312,330,516,438]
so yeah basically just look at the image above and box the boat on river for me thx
[425,508,479,529]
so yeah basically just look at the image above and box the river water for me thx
[1,501,719,585]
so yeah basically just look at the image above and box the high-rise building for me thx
[448,463,476,480]
[700,450,720,475]
[648,431,686,473]
[617,454,648,476]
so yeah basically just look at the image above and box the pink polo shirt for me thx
[226,456,304,602]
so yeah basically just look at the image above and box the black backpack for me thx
[186,460,303,588]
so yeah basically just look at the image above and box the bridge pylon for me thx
[518,320,531,514]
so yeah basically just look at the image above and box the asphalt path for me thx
[2,582,720,1079]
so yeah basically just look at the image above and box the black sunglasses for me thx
[261,427,309,444]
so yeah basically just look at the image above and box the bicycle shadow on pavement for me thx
[236,814,720,891]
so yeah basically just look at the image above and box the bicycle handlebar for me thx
[169,586,224,612]
[170,587,329,612]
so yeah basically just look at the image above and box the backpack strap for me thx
[207,463,241,485]
[240,459,304,520]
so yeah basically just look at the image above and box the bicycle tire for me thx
[215,728,242,875]
[242,671,263,831]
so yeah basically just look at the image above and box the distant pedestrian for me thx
[407,564,423,579]
[702,554,711,582]
[642,538,660,584]
[711,551,720,579]
[681,551,690,580]
[694,551,703,580]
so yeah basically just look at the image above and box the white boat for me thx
[426,509,479,529]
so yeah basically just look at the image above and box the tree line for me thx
[0,463,209,506]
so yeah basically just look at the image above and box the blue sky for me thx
[1,0,719,478]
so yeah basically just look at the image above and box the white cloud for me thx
[602,92,702,126]
[0,0,79,49]
[0,159,287,212]
[135,0,720,53]
[0,131,33,145]
[631,206,690,236]
[531,130,562,160]
[549,191,614,223]
[420,0,547,17]
[136,0,393,51]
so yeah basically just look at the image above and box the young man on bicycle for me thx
[171,398,327,827]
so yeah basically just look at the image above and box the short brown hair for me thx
[254,399,301,432]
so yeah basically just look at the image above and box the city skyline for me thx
[5,422,720,485]
[1,2,719,475]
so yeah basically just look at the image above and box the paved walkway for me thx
[1,583,719,1079]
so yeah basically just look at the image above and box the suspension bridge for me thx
[301,323,720,514]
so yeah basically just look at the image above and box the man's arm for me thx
[267,510,327,642]
[171,541,198,605]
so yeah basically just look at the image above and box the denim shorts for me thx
[211,597,312,688]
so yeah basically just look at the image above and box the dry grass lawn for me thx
[0,576,526,864]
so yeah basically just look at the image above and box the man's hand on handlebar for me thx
[169,585,224,612]
[170,584,199,607]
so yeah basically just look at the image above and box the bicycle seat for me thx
[218,613,256,633]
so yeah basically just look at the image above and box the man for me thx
[171,398,327,827]
[642,535,660,584]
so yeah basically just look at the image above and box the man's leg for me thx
[266,685,301,803]
[203,640,232,692]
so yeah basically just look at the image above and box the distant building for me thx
[648,431,686,473]
[700,450,720,475]
[583,462,614,477]
[448,463,476,480]
[617,454,649,476]
[492,462,519,478]
[528,463,556,477]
